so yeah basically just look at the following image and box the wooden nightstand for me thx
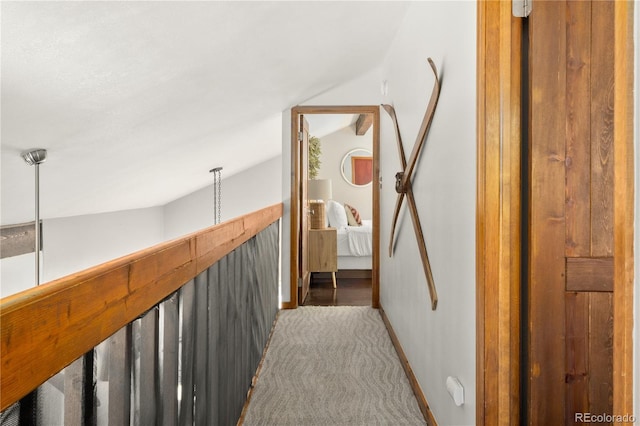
[308,227,338,288]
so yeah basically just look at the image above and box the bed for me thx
[326,200,372,271]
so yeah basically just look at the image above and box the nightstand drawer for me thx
[308,228,337,272]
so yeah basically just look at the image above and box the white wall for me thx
[218,155,283,222]
[281,3,476,424]
[43,208,165,282]
[315,126,373,220]
[1,207,165,297]
[162,181,215,241]
[379,3,476,424]
[163,155,283,240]
[1,254,37,297]
[1,157,283,297]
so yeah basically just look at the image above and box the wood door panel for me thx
[565,292,589,422]
[566,257,614,292]
[477,0,632,423]
[529,0,567,422]
[564,0,615,259]
[529,1,616,424]
[565,292,613,426]
[298,116,310,304]
[588,292,613,417]
[589,0,615,257]
[565,0,592,258]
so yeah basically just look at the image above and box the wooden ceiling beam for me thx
[355,114,373,135]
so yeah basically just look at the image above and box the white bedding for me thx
[336,220,372,257]
[338,255,371,270]
[326,200,372,270]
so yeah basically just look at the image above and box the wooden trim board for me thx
[476,1,522,424]
[612,0,635,417]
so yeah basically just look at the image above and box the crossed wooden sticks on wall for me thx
[382,58,441,310]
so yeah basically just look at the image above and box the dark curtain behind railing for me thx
[1,220,280,426]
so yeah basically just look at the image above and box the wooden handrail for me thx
[0,203,283,411]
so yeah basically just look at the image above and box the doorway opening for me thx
[289,106,380,309]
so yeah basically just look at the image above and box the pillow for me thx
[326,200,348,229]
[324,206,329,228]
[344,204,362,226]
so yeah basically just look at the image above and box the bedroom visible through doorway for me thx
[289,106,380,309]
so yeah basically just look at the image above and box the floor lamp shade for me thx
[308,179,332,229]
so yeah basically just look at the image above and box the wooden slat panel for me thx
[237,245,251,420]
[565,291,614,425]
[566,257,614,292]
[139,308,158,425]
[217,255,231,425]
[565,292,589,424]
[528,0,567,423]
[160,294,179,426]
[206,262,220,424]
[590,0,615,257]
[211,227,279,425]
[0,203,282,410]
[194,272,209,425]
[233,248,243,418]
[565,0,592,257]
[241,241,254,406]
[178,280,195,426]
[227,251,238,423]
[64,355,90,426]
[108,326,131,426]
[588,292,613,417]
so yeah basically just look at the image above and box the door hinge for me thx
[512,0,532,17]
[298,131,304,142]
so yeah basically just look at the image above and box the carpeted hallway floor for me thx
[240,306,427,425]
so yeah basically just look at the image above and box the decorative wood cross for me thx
[382,58,441,310]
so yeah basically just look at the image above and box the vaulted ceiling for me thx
[1,1,410,225]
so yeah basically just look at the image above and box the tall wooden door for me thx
[298,115,311,304]
[528,1,615,423]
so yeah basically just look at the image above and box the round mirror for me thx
[341,149,373,187]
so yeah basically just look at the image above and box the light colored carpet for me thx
[242,306,427,425]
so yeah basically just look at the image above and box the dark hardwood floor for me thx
[302,273,372,306]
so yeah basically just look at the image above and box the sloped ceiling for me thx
[306,114,359,139]
[1,1,410,225]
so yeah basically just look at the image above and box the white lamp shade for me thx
[308,179,332,201]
